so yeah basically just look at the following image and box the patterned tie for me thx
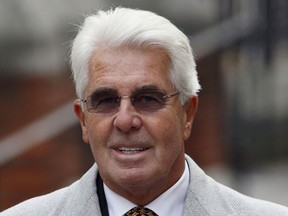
[123,206,158,216]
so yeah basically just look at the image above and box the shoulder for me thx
[217,181,288,215]
[1,186,69,216]
[184,155,288,216]
[1,164,100,216]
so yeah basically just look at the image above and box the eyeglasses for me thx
[81,90,179,114]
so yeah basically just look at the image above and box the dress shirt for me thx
[104,161,189,216]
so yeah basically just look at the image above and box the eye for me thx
[136,93,161,103]
[142,95,159,103]
[88,93,119,111]
[133,92,165,111]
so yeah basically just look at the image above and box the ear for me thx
[183,96,198,141]
[74,99,90,144]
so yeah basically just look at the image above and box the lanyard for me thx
[96,172,109,216]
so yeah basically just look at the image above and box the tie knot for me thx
[123,206,158,216]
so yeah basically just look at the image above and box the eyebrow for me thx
[89,85,162,97]
[132,85,162,94]
[89,87,118,97]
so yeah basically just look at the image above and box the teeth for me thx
[118,147,146,153]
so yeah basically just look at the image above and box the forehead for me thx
[86,47,173,95]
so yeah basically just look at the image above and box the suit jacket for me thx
[1,155,288,216]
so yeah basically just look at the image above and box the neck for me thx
[103,159,185,206]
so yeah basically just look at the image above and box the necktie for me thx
[123,206,158,216]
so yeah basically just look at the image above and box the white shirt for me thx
[104,162,189,216]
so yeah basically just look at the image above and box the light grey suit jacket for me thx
[1,155,288,215]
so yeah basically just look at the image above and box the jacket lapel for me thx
[184,155,235,216]
[57,164,102,216]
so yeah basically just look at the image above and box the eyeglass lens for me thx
[85,90,177,114]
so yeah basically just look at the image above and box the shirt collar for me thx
[104,161,189,216]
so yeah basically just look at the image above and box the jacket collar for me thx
[184,155,235,216]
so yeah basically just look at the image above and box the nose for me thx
[113,99,142,133]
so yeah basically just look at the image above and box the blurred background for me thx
[0,0,287,211]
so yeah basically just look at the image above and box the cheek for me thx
[85,118,115,166]
[85,117,112,146]
[150,115,185,169]
[146,110,185,148]
[163,108,186,134]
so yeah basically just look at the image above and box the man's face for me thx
[74,47,197,203]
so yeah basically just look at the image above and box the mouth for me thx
[116,147,149,154]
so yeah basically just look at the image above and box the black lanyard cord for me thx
[96,172,109,216]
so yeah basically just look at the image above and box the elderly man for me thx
[2,7,288,216]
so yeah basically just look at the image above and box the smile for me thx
[117,147,148,154]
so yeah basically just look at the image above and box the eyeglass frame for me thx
[80,89,180,114]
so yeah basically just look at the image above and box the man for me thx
[1,7,288,216]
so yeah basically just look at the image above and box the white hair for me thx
[70,7,201,104]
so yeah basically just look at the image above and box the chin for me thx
[117,168,153,186]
